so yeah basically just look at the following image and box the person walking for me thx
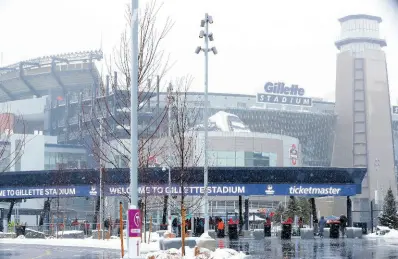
[339,214,347,237]
[217,219,225,238]
[318,216,326,238]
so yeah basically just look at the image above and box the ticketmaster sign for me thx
[257,82,312,106]
[0,184,358,198]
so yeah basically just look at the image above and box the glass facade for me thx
[44,151,87,170]
[208,151,277,167]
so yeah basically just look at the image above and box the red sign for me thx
[289,144,298,166]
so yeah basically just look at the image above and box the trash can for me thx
[264,224,271,237]
[281,223,292,240]
[353,222,367,235]
[228,224,239,240]
[15,226,26,237]
[330,222,340,238]
[160,224,168,231]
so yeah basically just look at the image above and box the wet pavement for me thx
[1,237,398,258]
[0,244,121,259]
[224,237,398,258]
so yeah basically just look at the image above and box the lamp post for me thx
[128,0,139,257]
[167,83,173,232]
[195,13,217,233]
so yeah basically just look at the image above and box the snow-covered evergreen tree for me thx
[273,202,285,223]
[378,187,398,229]
[283,196,301,220]
[298,198,311,224]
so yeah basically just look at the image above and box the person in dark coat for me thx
[339,214,348,237]
[318,216,326,238]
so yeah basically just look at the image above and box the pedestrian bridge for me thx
[0,167,366,200]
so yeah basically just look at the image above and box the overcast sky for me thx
[0,0,397,102]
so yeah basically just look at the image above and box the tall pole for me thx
[128,0,139,257]
[99,121,104,239]
[196,13,216,234]
[130,0,139,210]
[203,13,209,233]
[167,83,173,232]
[203,13,210,233]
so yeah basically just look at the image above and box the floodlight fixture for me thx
[207,15,213,24]
[208,33,214,41]
[195,46,202,54]
[199,30,205,38]
[200,20,205,27]
[211,47,218,55]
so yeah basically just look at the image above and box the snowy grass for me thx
[1,231,246,259]
[366,227,398,238]
[0,231,160,254]
[125,246,248,259]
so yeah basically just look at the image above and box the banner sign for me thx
[128,209,141,238]
[0,186,92,199]
[257,82,312,106]
[0,184,359,198]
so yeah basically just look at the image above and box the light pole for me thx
[130,0,139,213]
[167,83,173,232]
[128,0,139,257]
[375,158,380,205]
[195,13,217,233]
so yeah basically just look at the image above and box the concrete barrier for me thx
[157,230,166,237]
[242,230,252,238]
[346,227,362,239]
[162,237,197,250]
[208,230,216,239]
[25,228,46,239]
[196,235,217,252]
[300,228,314,239]
[57,230,84,239]
[92,230,106,239]
[0,232,16,238]
[253,229,264,240]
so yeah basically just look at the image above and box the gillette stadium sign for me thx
[257,82,312,106]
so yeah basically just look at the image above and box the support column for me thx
[238,196,243,230]
[347,196,352,227]
[370,200,374,233]
[244,198,249,231]
[309,198,318,223]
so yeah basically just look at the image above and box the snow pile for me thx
[367,226,398,238]
[209,248,248,259]
[197,233,211,240]
[144,231,160,243]
[207,111,250,133]
[142,247,248,259]
[57,230,84,235]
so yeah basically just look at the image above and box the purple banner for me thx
[128,209,141,238]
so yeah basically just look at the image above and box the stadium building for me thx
[0,14,397,226]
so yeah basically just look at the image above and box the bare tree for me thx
[0,111,27,224]
[165,77,203,254]
[81,0,174,228]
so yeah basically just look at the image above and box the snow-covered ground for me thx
[0,231,160,254]
[0,231,247,259]
[134,247,248,259]
[366,226,398,238]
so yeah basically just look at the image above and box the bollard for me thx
[148,216,152,244]
[181,207,186,256]
[107,216,111,240]
[119,202,124,258]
